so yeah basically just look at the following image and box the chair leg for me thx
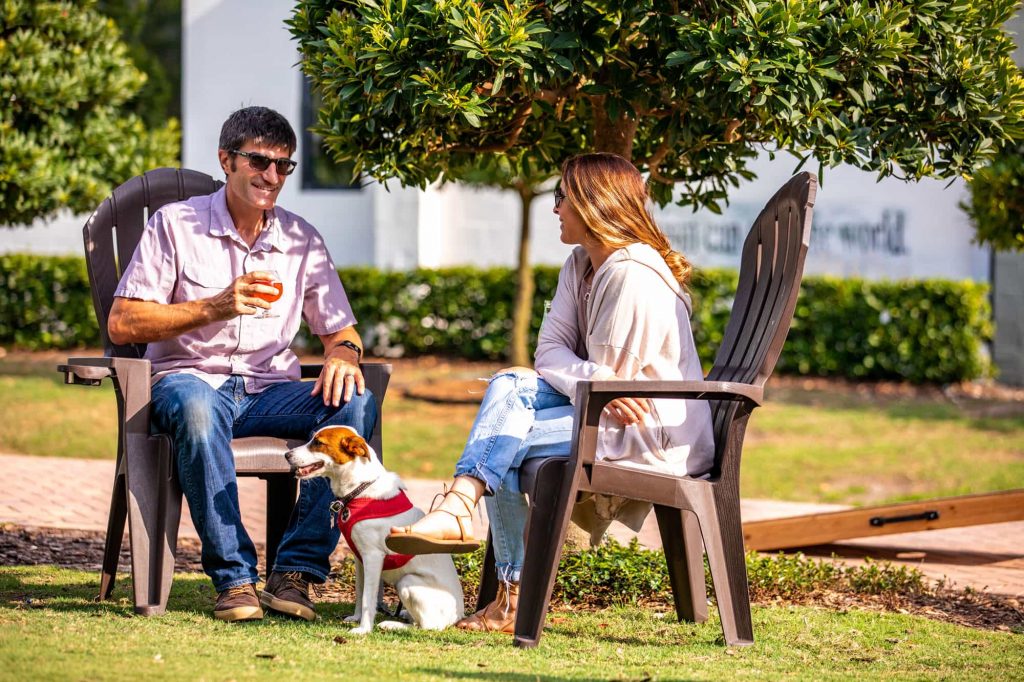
[476,532,499,612]
[697,494,753,646]
[98,469,128,601]
[654,505,708,623]
[264,474,298,577]
[124,435,181,616]
[514,457,579,649]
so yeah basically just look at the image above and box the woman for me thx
[387,152,715,633]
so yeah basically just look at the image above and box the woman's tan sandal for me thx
[385,487,480,555]
[456,581,519,633]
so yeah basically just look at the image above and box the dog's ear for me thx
[338,434,369,460]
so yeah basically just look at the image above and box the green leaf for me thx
[552,54,573,72]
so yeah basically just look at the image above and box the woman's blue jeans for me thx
[454,370,574,583]
[150,374,377,591]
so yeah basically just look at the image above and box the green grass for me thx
[1,354,1021,506]
[742,398,1024,504]
[1,566,1021,681]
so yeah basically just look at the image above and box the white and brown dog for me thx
[285,425,464,633]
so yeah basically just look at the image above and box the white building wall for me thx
[183,0,375,267]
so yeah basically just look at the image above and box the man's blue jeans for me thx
[453,370,574,583]
[150,374,377,592]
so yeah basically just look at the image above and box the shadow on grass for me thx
[0,568,208,617]
[413,672,572,682]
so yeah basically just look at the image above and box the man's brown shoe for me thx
[214,584,263,622]
[260,571,317,621]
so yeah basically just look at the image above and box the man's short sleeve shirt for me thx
[114,187,356,391]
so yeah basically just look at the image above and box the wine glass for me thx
[253,270,283,319]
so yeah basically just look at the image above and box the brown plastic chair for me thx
[58,168,391,616]
[475,171,817,648]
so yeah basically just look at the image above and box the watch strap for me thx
[336,339,362,360]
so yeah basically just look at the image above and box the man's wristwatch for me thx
[335,340,362,361]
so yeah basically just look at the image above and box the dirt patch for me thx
[2,524,1020,634]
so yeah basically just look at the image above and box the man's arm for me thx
[312,326,365,407]
[107,271,281,345]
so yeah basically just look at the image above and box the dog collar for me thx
[330,479,376,525]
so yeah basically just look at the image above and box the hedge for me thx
[0,254,992,384]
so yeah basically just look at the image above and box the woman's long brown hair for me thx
[560,152,692,288]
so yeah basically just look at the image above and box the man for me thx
[108,106,375,622]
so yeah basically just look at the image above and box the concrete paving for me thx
[1,452,1021,596]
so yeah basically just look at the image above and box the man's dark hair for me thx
[218,106,297,155]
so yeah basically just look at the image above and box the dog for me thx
[285,425,465,633]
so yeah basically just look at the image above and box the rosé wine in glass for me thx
[253,270,282,318]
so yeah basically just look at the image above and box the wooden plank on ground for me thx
[743,490,1024,551]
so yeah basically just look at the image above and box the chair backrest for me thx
[705,172,816,473]
[83,168,223,357]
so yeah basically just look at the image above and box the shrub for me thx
[0,254,99,349]
[0,1,180,226]
[0,256,992,384]
[451,540,927,609]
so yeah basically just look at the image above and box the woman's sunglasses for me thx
[232,150,298,176]
[554,188,566,208]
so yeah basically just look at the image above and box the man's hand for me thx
[604,397,652,426]
[208,271,281,320]
[312,340,365,406]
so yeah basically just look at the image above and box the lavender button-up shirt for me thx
[114,187,356,392]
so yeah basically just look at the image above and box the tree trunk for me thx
[509,182,537,367]
[591,95,639,160]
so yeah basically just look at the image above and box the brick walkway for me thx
[1,452,1021,596]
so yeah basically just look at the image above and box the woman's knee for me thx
[485,367,538,396]
[492,366,536,380]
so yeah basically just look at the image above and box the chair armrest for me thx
[299,362,390,383]
[300,363,323,379]
[583,379,763,407]
[58,357,116,386]
[60,356,154,437]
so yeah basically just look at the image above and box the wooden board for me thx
[743,490,1024,551]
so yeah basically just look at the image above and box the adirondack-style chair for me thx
[58,168,391,616]
[474,171,817,648]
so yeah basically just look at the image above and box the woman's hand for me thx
[604,397,651,426]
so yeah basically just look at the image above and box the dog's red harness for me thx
[335,492,415,570]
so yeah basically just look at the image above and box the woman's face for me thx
[554,191,589,246]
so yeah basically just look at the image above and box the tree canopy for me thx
[291,0,1024,213]
[0,0,179,227]
[962,140,1024,251]
[96,0,182,127]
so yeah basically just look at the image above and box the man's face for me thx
[218,141,293,218]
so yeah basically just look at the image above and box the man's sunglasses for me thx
[232,150,297,176]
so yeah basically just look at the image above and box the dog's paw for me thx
[343,614,360,623]
[378,620,411,631]
[349,625,373,635]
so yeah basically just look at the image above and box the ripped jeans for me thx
[454,370,574,583]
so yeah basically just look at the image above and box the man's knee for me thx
[152,378,224,440]
[324,388,377,436]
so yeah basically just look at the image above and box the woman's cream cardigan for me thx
[535,243,716,538]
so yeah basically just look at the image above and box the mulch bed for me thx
[2,524,1020,634]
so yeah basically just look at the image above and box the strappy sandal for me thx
[385,487,480,555]
[456,581,519,633]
